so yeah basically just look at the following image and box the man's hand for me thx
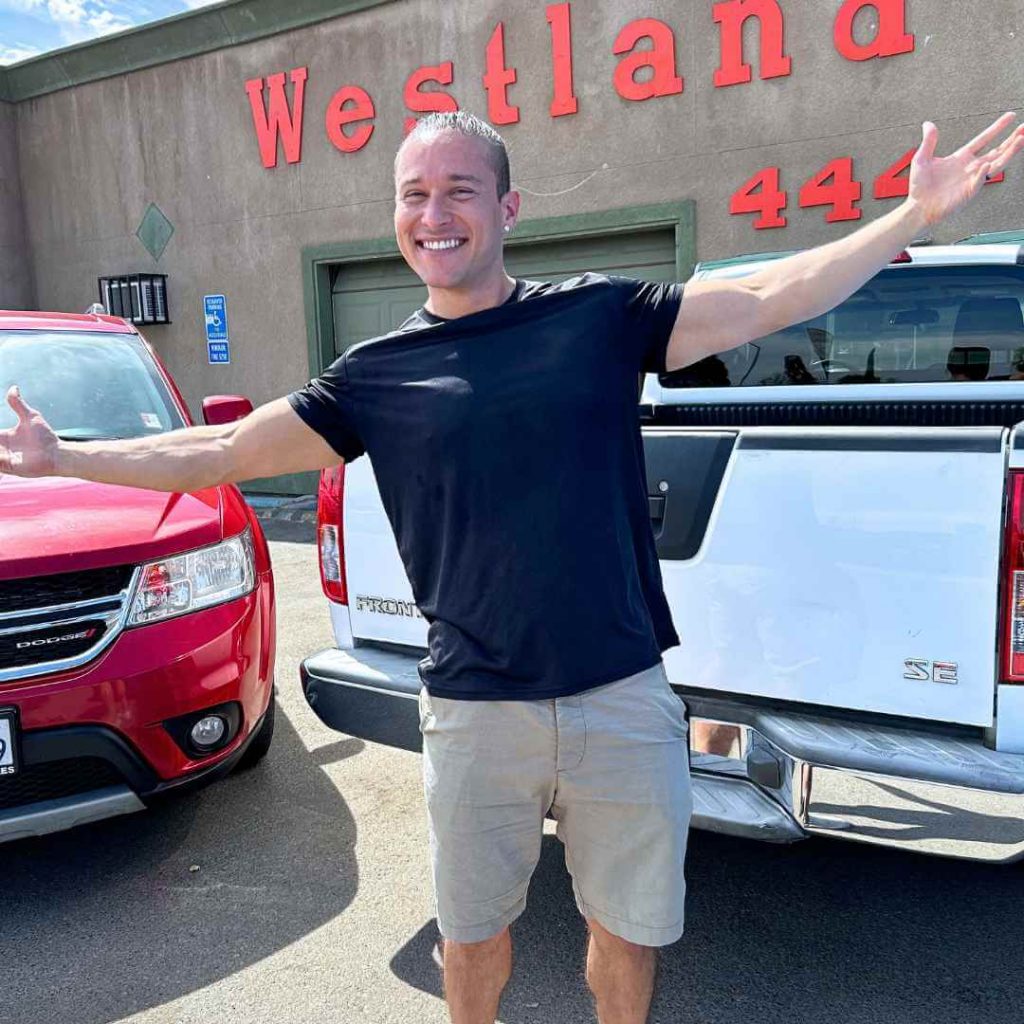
[666,113,1024,371]
[909,114,1024,226]
[0,386,60,478]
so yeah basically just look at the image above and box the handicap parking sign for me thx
[204,294,230,364]
[204,294,228,341]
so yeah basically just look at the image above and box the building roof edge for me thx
[1,0,395,103]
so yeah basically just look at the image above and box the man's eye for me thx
[452,188,475,197]
[403,191,426,200]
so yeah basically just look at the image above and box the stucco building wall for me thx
[0,100,33,310]
[5,0,1024,420]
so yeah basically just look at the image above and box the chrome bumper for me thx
[302,645,1024,864]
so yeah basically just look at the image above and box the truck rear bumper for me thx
[302,646,1024,864]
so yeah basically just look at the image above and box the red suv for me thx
[0,311,276,843]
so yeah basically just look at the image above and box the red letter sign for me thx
[713,0,792,87]
[834,0,914,62]
[484,22,519,125]
[546,2,578,117]
[612,18,683,102]
[245,67,307,168]
[730,167,787,229]
[404,62,458,134]
[799,157,862,222]
[325,85,376,154]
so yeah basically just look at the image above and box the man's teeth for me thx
[422,239,465,250]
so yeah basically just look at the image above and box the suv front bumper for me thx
[302,645,1024,864]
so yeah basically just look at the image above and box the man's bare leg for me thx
[585,918,657,1024]
[443,927,512,1024]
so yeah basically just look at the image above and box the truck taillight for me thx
[1001,470,1024,682]
[317,463,348,605]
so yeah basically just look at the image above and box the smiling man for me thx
[3,110,1024,1024]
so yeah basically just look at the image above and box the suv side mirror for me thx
[202,394,253,425]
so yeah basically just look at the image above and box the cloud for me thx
[85,7,133,34]
[0,42,43,64]
[181,0,223,7]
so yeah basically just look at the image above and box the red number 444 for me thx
[730,149,1005,230]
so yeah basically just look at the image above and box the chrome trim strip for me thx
[0,566,141,684]
[0,785,144,843]
[0,592,126,624]
[0,610,119,638]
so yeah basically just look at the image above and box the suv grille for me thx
[0,565,134,615]
[0,757,124,810]
[0,565,137,681]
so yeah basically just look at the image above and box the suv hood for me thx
[0,475,223,580]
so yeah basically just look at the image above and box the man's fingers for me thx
[5,385,34,422]
[916,121,939,162]
[959,111,1017,156]
[981,125,1024,173]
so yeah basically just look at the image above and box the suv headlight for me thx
[127,530,256,626]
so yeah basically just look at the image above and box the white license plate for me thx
[0,710,18,777]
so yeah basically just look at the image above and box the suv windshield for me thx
[662,265,1024,388]
[0,331,186,439]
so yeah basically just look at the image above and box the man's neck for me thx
[424,273,517,320]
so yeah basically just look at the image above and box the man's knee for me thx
[445,926,512,966]
[587,918,657,962]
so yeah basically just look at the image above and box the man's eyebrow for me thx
[398,173,485,188]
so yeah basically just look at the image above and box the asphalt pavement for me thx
[5,517,1024,1024]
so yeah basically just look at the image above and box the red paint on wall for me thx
[403,62,458,134]
[484,22,520,125]
[730,167,787,229]
[712,0,792,87]
[799,157,863,222]
[244,67,308,168]
[546,3,578,117]
[834,0,914,62]
[325,85,376,153]
[612,18,684,102]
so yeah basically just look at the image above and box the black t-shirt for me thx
[288,273,683,700]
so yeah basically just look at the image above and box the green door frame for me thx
[300,200,696,379]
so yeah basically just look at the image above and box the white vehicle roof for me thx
[693,243,1024,281]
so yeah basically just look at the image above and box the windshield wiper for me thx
[55,432,124,442]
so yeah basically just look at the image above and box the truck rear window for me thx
[661,265,1024,388]
[0,331,186,440]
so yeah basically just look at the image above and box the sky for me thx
[0,0,222,65]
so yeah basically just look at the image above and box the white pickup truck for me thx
[302,236,1024,863]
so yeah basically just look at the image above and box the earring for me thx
[503,225,512,234]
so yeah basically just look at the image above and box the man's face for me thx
[394,133,517,291]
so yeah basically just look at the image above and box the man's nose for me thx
[420,194,452,228]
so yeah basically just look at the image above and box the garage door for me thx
[330,228,677,358]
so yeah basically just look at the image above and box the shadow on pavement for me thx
[392,829,1023,1024]
[3,708,361,1024]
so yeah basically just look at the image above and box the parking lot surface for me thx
[5,519,1024,1024]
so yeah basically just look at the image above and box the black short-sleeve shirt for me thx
[288,273,683,700]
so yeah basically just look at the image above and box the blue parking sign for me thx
[204,294,228,342]
[208,340,230,364]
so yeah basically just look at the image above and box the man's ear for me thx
[502,189,521,230]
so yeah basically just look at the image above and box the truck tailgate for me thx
[341,427,1006,729]
[648,426,1006,727]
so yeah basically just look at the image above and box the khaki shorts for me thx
[419,661,692,946]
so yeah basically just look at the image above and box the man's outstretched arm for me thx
[666,114,1024,372]
[0,387,343,491]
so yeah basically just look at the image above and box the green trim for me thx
[2,0,398,103]
[695,250,796,272]
[957,230,1024,245]
[300,200,696,379]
